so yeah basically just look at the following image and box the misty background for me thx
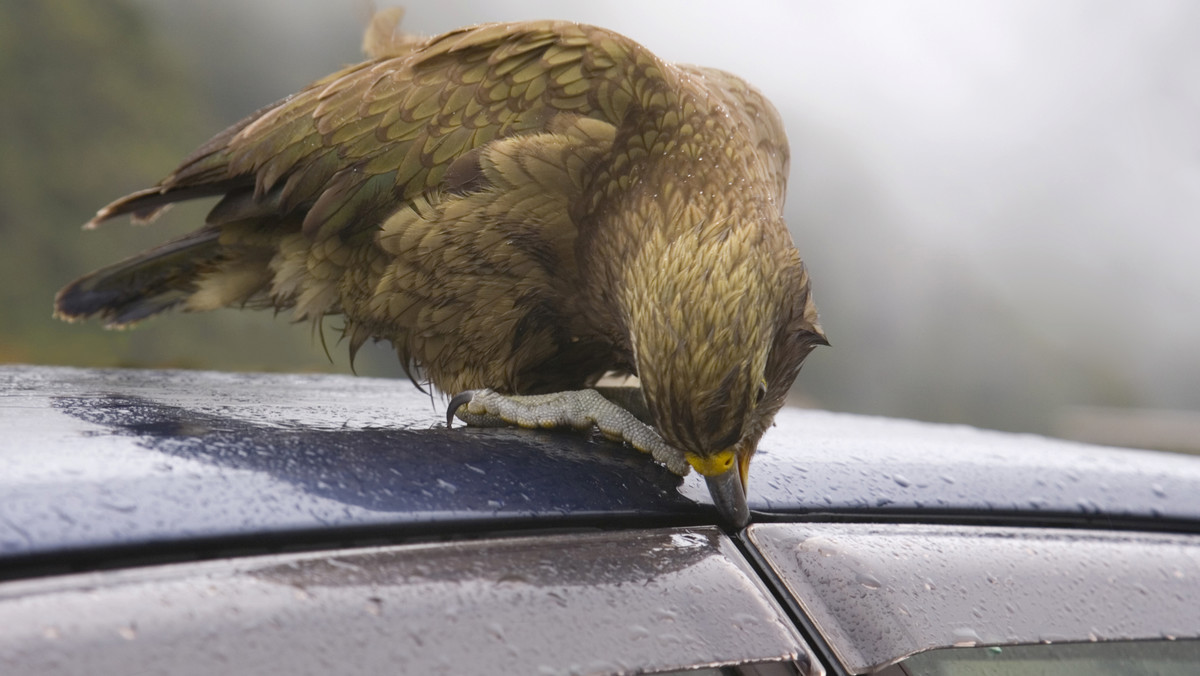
[2,1,1197,448]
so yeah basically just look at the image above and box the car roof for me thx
[3,364,1199,576]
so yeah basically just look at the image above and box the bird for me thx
[54,12,827,528]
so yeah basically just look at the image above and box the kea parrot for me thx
[55,11,827,527]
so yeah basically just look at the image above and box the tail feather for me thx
[80,97,274,229]
[84,179,248,229]
[60,85,289,329]
[54,229,222,328]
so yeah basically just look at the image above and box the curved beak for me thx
[704,468,750,529]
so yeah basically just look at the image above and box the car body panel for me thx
[0,366,703,570]
[749,522,1200,673]
[748,406,1200,525]
[3,365,1200,573]
[0,527,818,676]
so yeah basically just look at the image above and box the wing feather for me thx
[66,19,701,392]
[87,21,666,244]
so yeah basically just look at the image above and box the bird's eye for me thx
[755,381,767,405]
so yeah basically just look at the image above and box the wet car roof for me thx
[2,365,1199,572]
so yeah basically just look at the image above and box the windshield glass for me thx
[749,523,1200,673]
[890,640,1199,676]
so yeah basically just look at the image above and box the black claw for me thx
[446,390,476,428]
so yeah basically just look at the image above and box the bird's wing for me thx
[71,20,681,390]
[88,20,664,241]
[361,113,623,393]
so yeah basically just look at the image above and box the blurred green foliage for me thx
[0,0,397,375]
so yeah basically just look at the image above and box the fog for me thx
[123,1,1200,435]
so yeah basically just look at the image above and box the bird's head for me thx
[622,213,826,528]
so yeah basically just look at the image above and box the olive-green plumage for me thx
[56,16,826,520]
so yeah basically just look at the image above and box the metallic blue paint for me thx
[2,365,1198,572]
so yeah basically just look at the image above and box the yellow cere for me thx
[685,449,736,477]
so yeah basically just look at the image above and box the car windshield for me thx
[887,640,1199,676]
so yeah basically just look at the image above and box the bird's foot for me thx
[447,388,690,475]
